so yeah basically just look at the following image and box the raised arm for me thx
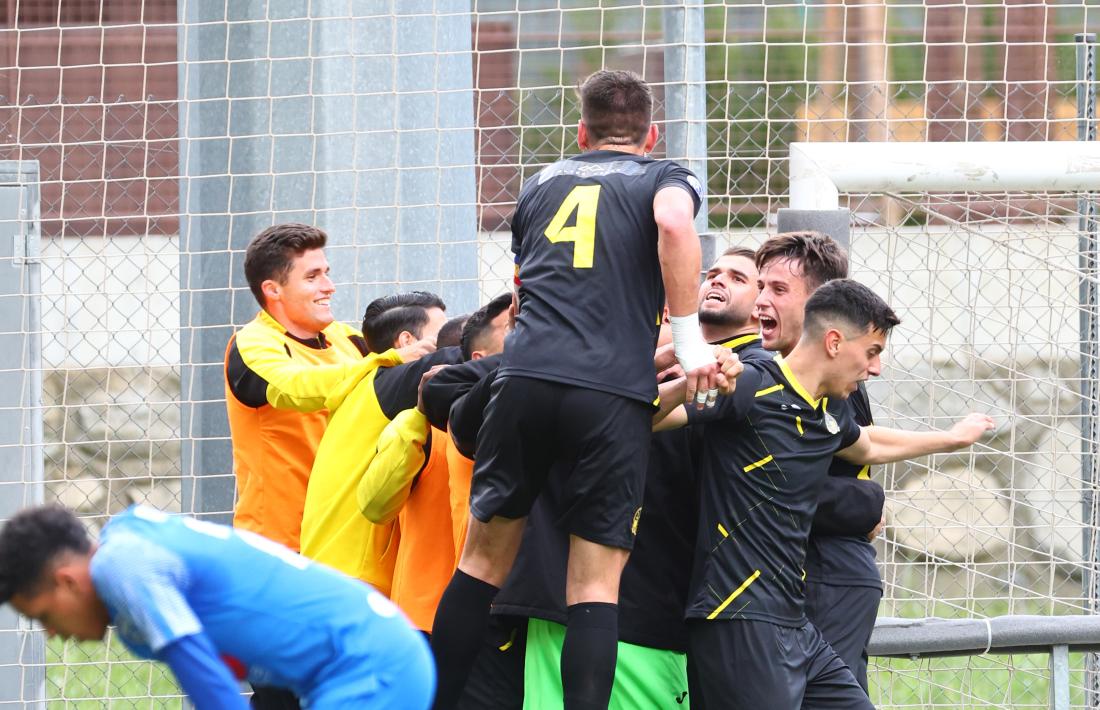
[230,328,403,413]
[655,185,716,406]
[837,413,994,466]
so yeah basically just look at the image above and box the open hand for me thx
[397,338,436,363]
[416,364,449,415]
[950,413,996,448]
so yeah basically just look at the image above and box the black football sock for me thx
[561,601,619,710]
[429,569,499,710]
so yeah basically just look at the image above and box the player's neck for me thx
[264,307,324,341]
[587,142,646,156]
[702,323,758,344]
[782,345,829,402]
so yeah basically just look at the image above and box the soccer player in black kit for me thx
[754,231,887,691]
[429,70,719,710]
[657,279,994,709]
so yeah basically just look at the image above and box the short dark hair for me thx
[755,231,848,292]
[720,246,757,262]
[0,505,91,604]
[803,279,900,340]
[437,314,469,349]
[361,291,446,353]
[578,70,653,147]
[461,293,512,361]
[244,223,328,308]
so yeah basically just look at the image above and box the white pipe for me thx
[789,141,1100,210]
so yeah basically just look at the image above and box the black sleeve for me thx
[686,363,764,425]
[811,476,885,537]
[225,337,269,408]
[373,346,463,420]
[420,354,502,431]
[449,366,500,459]
[655,162,703,216]
[834,398,863,451]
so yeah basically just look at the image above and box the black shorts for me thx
[469,375,652,550]
[687,619,872,710]
[805,582,882,693]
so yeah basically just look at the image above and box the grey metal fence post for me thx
[663,0,709,244]
[1076,31,1100,708]
[178,2,481,522]
[0,160,45,708]
[1052,643,1071,710]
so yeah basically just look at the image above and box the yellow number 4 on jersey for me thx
[544,184,601,268]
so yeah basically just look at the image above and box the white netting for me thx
[0,0,1099,706]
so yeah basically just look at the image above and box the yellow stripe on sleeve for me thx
[717,523,729,538]
[755,383,784,398]
[707,570,762,619]
[795,416,803,436]
[742,454,773,473]
[857,465,871,480]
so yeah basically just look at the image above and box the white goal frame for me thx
[789,141,1100,210]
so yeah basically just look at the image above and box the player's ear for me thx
[577,120,590,150]
[260,279,281,304]
[643,123,658,153]
[824,328,843,358]
[53,561,83,594]
[394,330,416,349]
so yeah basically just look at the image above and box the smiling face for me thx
[754,258,814,356]
[262,248,335,339]
[698,253,759,331]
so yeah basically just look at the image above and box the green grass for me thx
[870,653,1084,709]
[46,636,181,709]
[40,610,1088,708]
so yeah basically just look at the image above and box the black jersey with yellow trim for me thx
[500,150,702,405]
[685,355,861,627]
[805,382,883,588]
[491,334,764,652]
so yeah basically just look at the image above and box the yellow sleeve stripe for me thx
[498,628,517,652]
[743,454,773,473]
[755,383,784,398]
[707,570,762,619]
[717,523,729,538]
[857,465,871,480]
[802,568,807,581]
[795,416,803,436]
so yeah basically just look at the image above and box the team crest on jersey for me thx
[823,411,840,434]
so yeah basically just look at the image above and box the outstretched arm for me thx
[837,413,994,466]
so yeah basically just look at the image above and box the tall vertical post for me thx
[662,0,710,263]
[0,161,44,708]
[178,2,479,521]
[1077,31,1100,708]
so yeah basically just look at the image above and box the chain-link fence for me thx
[3,0,1100,706]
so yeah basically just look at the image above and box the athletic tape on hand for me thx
[670,313,713,373]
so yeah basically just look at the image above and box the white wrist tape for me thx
[669,313,713,373]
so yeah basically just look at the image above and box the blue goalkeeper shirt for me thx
[90,505,433,706]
